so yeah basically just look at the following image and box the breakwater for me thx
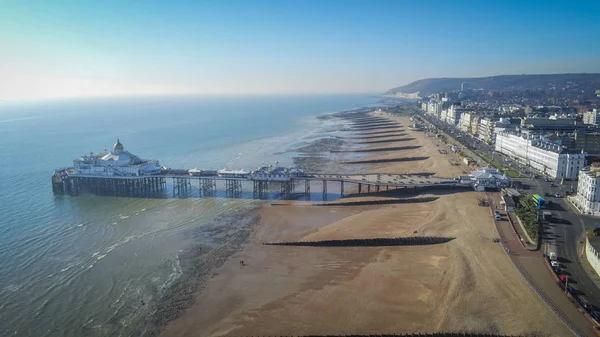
[263,236,455,247]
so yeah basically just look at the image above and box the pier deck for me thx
[52,169,470,200]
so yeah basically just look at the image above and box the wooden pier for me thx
[52,169,472,200]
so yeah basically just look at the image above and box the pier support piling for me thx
[280,181,293,200]
[304,180,310,200]
[253,180,268,199]
[225,179,242,198]
[200,178,216,197]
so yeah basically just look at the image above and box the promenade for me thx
[487,192,596,337]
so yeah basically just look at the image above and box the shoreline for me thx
[143,108,373,336]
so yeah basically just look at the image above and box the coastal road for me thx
[527,178,600,312]
[487,192,597,337]
[417,113,600,334]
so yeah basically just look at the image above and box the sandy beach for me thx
[160,114,573,337]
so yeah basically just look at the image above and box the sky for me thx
[0,0,599,100]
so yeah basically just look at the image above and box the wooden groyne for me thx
[351,122,401,128]
[331,145,421,153]
[241,332,534,337]
[343,156,429,164]
[263,236,455,247]
[358,138,415,144]
[350,125,401,131]
[349,133,408,139]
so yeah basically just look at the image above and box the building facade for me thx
[573,168,600,214]
[470,115,480,136]
[458,112,475,132]
[520,117,577,131]
[583,109,600,126]
[495,132,585,180]
[478,118,496,144]
[445,105,467,125]
[469,167,510,191]
[573,130,600,155]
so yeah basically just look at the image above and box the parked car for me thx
[551,261,560,268]
[590,311,600,322]
[567,285,579,296]
[577,295,594,311]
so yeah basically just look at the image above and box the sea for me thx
[0,94,388,337]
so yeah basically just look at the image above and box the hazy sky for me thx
[1,0,599,100]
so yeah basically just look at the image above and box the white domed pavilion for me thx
[73,139,162,176]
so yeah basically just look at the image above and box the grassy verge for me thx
[473,150,522,178]
[381,102,421,116]
[515,197,539,240]
[417,115,522,177]
[385,106,418,115]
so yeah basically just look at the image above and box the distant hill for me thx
[385,73,600,97]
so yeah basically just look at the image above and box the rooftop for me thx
[581,167,600,178]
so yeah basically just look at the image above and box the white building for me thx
[583,109,600,126]
[458,112,475,132]
[478,118,496,144]
[495,132,585,180]
[445,105,466,125]
[573,168,600,215]
[73,139,162,176]
[468,167,510,191]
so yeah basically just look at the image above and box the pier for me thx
[52,169,471,200]
[51,139,495,201]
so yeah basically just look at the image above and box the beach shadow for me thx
[352,134,408,140]
[355,129,407,135]
[352,121,401,128]
[350,126,402,131]
[343,156,429,164]
[332,145,422,153]
[359,138,416,144]
[352,124,401,130]
[344,186,473,198]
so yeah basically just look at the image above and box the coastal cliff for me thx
[385,73,600,97]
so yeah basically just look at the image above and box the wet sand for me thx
[160,114,573,337]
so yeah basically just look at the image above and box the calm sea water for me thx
[0,94,379,337]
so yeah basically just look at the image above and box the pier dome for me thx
[114,138,124,154]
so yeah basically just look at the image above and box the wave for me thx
[0,116,37,124]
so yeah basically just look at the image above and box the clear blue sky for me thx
[0,0,599,100]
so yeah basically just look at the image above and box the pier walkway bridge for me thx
[52,168,472,200]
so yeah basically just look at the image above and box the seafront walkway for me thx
[487,192,596,337]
